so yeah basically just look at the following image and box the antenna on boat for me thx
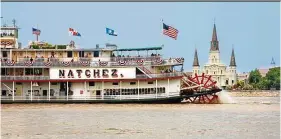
[12,19,16,27]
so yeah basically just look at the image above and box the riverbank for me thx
[227,90,280,97]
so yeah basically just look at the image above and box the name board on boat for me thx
[49,68,136,79]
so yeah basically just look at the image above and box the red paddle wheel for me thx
[181,73,221,104]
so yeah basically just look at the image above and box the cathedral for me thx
[192,23,237,88]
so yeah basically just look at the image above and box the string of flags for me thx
[31,22,179,40]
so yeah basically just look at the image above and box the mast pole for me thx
[36,24,39,42]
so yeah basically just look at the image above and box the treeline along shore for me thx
[227,90,280,97]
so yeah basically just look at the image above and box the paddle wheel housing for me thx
[180,73,222,103]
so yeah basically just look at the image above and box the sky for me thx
[1,2,280,72]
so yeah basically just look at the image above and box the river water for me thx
[1,97,280,139]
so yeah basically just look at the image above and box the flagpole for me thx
[106,27,111,46]
[36,24,39,42]
[161,19,164,49]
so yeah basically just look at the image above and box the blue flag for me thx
[106,28,117,36]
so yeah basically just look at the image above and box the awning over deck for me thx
[114,46,163,52]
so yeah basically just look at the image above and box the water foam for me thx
[217,90,237,104]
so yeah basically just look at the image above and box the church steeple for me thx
[271,57,276,67]
[193,48,199,66]
[212,23,217,41]
[230,48,236,67]
[210,23,219,51]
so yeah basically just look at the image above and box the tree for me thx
[248,69,262,84]
[243,84,254,90]
[266,67,280,90]
[257,77,270,90]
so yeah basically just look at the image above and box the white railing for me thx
[1,76,50,80]
[1,57,184,67]
[1,72,182,81]
[136,72,182,78]
[1,92,180,101]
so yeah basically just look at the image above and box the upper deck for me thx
[1,44,184,68]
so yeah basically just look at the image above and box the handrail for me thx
[1,92,180,101]
[1,57,184,67]
[1,72,182,80]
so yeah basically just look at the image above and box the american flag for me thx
[163,23,178,40]
[32,28,41,35]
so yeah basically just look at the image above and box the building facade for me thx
[192,23,237,88]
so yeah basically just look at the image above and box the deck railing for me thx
[1,72,182,81]
[1,76,50,80]
[0,92,180,101]
[1,57,184,67]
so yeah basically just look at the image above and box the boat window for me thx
[67,51,73,58]
[16,82,22,85]
[93,51,99,57]
[89,82,95,86]
[25,68,34,75]
[79,51,84,57]
[130,82,136,85]
[148,81,153,84]
[2,51,7,57]
[1,68,6,75]
[112,82,119,85]
[51,82,57,85]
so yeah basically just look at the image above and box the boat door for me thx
[74,51,78,61]
[16,83,22,96]
[96,90,101,96]
[12,51,17,62]
[96,90,101,99]
[44,51,49,60]
[2,90,7,96]
[58,51,63,59]
[31,51,35,59]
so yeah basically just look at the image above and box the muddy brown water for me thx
[1,97,280,139]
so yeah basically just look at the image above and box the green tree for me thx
[243,84,254,90]
[248,69,262,85]
[257,77,270,90]
[266,67,280,90]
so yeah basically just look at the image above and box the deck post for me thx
[168,78,170,97]
[137,80,140,100]
[102,81,104,100]
[12,81,15,101]
[66,81,69,101]
[155,80,158,98]
[48,81,50,101]
[84,81,86,100]
[119,81,122,100]
[30,81,32,101]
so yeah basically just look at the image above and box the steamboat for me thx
[0,21,221,104]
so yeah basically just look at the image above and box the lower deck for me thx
[1,79,181,103]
